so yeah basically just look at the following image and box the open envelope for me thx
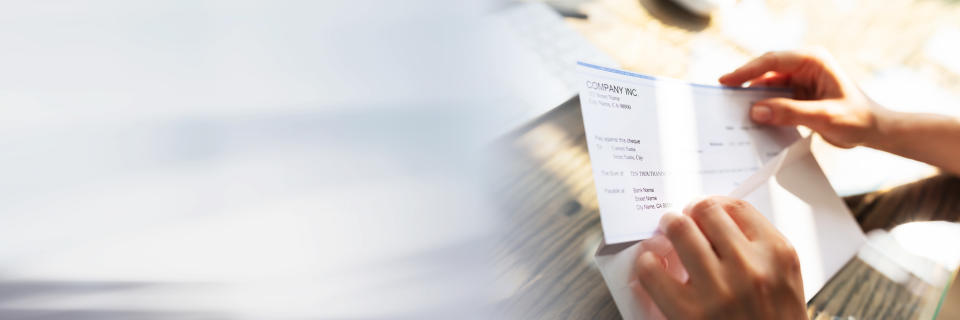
[594,137,866,319]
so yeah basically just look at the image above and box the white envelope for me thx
[594,137,866,319]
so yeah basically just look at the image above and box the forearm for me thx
[867,109,960,176]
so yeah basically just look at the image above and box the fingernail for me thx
[751,105,773,123]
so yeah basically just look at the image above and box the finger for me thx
[746,72,791,88]
[663,248,689,283]
[713,196,779,241]
[750,97,830,128]
[719,51,813,86]
[641,234,689,282]
[683,197,749,260]
[640,233,673,257]
[658,212,719,284]
[634,251,686,318]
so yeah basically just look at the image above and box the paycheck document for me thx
[579,62,865,319]
[578,62,799,244]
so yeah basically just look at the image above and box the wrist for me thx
[864,107,906,153]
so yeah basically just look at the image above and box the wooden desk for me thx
[489,97,958,319]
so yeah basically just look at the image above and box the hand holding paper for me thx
[635,197,808,319]
[721,50,960,176]
[718,50,877,149]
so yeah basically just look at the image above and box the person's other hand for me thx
[633,197,808,319]
[629,234,686,320]
[719,50,884,149]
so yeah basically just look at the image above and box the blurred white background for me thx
[0,1,510,318]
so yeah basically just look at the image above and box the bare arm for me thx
[870,110,960,175]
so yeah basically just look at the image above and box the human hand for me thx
[633,197,808,319]
[719,50,886,149]
[629,232,689,320]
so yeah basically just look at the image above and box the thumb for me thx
[750,97,829,128]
